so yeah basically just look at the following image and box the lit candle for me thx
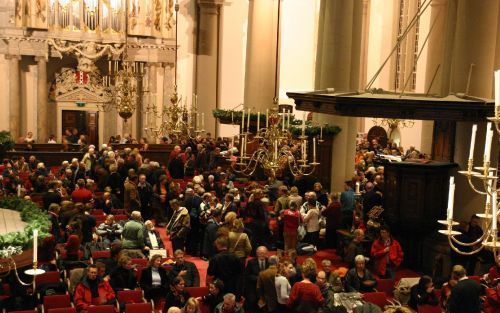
[495,70,500,117]
[484,122,493,163]
[493,190,498,231]
[447,176,455,221]
[108,60,111,73]
[469,124,477,160]
[241,110,245,131]
[313,137,316,162]
[266,109,269,128]
[257,111,260,131]
[247,109,251,132]
[282,109,285,131]
[33,229,38,264]
[355,181,360,194]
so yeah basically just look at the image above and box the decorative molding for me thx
[49,67,110,102]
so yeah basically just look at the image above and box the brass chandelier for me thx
[143,2,203,143]
[232,0,319,178]
[439,70,500,257]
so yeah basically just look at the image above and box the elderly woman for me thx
[140,254,173,303]
[288,260,324,312]
[345,255,377,293]
[228,219,252,261]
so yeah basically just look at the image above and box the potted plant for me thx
[0,131,14,159]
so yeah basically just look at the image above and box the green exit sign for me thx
[76,102,85,107]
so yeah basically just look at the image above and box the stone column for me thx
[7,55,21,141]
[315,0,363,192]
[243,0,279,111]
[196,0,224,136]
[36,56,48,143]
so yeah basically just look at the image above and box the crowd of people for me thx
[0,133,498,313]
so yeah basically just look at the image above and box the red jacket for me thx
[72,188,93,203]
[370,238,403,277]
[74,277,115,312]
[483,286,500,313]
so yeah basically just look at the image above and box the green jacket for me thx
[121,219,145,249]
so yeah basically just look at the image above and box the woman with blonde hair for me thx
[288,186,303,206]
[228,219,252,260]
[182,297,201,313]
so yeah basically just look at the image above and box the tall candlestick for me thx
[33,229,38,263]
[493,189,498,231]
[495,70,500,117]
[201,113,205,130]
[257,111,260,131]
[484,122,493,163]
[447,176,455,221]
[303,140,308,160]
[266,109,269,128]
[196,113,199,131]
[282,109,285,131]
[313,138,316,162]
[302,113,306,136]
[274,142,278,157]
[247,109,251,132]
[469,124,477,160]
[241,110,245,131]
[287,112,291,128]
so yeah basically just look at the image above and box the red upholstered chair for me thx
[186,287,209,298]
[362,292,388,310]
[117,290,145,305]
[417,304,442,313]
[376,278,395,297]
[35,271,61,286]
[131,258,149,268]
[91,209,105,216]
[91,250,111,260]
[111,209,126,215]
[42,294,72,313]
[114,214,128,222]
[8,310,37,313]
[48,308,76,313]
[87,305,116,313]
[125,302,153,313]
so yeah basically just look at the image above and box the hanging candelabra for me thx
[232,0,319,178]
[439,70,500,257]
[143,1,204,143]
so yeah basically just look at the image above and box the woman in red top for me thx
[370,226,403,279]
[281,201,302,252]
[288,260,324,312]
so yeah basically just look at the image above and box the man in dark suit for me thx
[244,246,269,312]
[362,182,382,222]
[184,188,203,256]
[171,249,200,287]
[257,255,279,312]
[448,265,482,313]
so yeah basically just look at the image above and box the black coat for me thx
[171,261,200,287]
[109,266,137,292]
[408,285,439,310]
[448,278,482,313]
[139,266,173,298]
[143,229,165,249]
[207,251,244,295]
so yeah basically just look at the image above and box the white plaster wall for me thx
[218,0,248,138]
[25,63,37,140]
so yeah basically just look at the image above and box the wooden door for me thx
[431,120,455,162]
[62,110,99,146]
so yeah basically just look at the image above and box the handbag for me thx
[297,212,306,241]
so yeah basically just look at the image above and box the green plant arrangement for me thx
[212,108,341,136]
[0,131,14,159]
[0,197,50,252]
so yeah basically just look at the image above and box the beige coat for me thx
[228,231,252,258]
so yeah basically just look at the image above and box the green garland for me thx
[212,109,341,136]
[0,131,14,152]
[0,197,50,250]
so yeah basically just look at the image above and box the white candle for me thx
[266,109,269,128]
[196,113,199,130]
[356,182,360,194]
[302,113,306,136]
[257,111,260,131]
[287,112,291,128]
[275,142,278,157]
[247,109,251,132]
[282,109,285,131]
[484,122,493,163]
[231,136,234,148]
[33,229,38,263]
[17,184,21,197]
[495,70,500,117]
[231,111,234,124]
[303,140,308,160]
[447,176,455,221]
[320,125,323,140]
[313,138,316,162]
[241,110,245,131]
[469,124,477,160]
[493,190,498,231]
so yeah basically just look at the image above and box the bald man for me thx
[245,246,269,311]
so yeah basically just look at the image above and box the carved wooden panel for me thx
[432,120,456,162]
